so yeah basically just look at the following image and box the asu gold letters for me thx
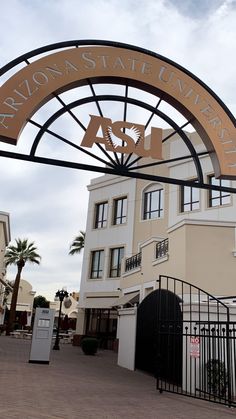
[80,115,163,160]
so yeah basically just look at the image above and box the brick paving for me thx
[0,336,235,419]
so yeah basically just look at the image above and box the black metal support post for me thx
[53,289,69,350]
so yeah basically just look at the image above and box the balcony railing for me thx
[156,239,169,259]
[125,252,142,272]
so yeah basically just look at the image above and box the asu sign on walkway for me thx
[0,41,236,180]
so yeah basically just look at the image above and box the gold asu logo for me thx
[80,115,163,159]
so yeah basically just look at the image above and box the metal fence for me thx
[125,252,142,272]
[155,275,236,407]
[156,239,169,259]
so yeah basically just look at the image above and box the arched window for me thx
[142,184,164,220]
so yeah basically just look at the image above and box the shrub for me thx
[207,359,227,398]
[81,337,99,355]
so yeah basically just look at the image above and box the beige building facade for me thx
[2,279,36,328]
[76,129,236,345]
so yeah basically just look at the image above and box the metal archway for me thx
[0,40,236,194]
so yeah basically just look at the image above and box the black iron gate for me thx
[136,275,236,407]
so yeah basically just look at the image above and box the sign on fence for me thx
[190,337,200,358]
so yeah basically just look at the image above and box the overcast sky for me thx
[1,0,236,300]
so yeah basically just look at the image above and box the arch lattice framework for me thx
[0,40,236,194]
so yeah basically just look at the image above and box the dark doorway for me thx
[135,288,182,386]
[85,308,117,349]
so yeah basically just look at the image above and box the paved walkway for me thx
[0,336,235,419]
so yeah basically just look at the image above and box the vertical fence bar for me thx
[207,295,211,401]
[185,325,188,394]
[226,309,232,406]
[156,275,162,392]
[166,277,170,392]
[233,326,236,404]
[198,289,201,397]
[222,327,227,403]
[216,302,221,403]
[202,326,206,399]
[173,278,176,392]
[194,326,197,396]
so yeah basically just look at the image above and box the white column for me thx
[117,307,137,371]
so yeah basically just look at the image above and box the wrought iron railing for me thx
[155,275,235,408]
[156,239,169,259]
[125,252,142,272]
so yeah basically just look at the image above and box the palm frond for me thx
[69,231,85,256]
[5,238,41,266]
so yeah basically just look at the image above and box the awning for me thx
[112,291,140,307]
[7,303,31,312]
[68,311,78,318]
[84,296,119,309]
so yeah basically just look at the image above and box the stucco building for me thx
[76,129,236,348]
[4,279,36,328]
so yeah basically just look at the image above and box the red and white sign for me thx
[190,337,200,358]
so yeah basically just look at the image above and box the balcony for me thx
[156,239,169,259]
[125,252,142,272]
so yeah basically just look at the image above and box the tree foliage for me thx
[69,231,85,255]
[5,239,41,267]
[4,238,41,334]
[33,295,50,308]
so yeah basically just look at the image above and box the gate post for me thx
[117,307,137,370]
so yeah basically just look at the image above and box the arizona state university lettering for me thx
[0,61,78,129]
[81,115,163,159]
[158,66,235,156]
[0,54,153,131]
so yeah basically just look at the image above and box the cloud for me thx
[166,0,228,19]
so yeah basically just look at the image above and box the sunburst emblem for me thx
[105,125,143,150]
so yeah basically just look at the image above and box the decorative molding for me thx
[122,267,141,278]
[138,236,164,251]
[168,218,236,234]
[152,255,169,266]
[118,307,137,316]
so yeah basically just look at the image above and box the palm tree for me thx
[69,231,85,255]
[4,238,41,334]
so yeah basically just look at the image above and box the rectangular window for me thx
[109,247,124,277]
[90,250,104,279]
[94,202,108,228]
[180,182,200,212]
[208,175,231,207]
[143,189,163,219]
[113,197,127,225]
